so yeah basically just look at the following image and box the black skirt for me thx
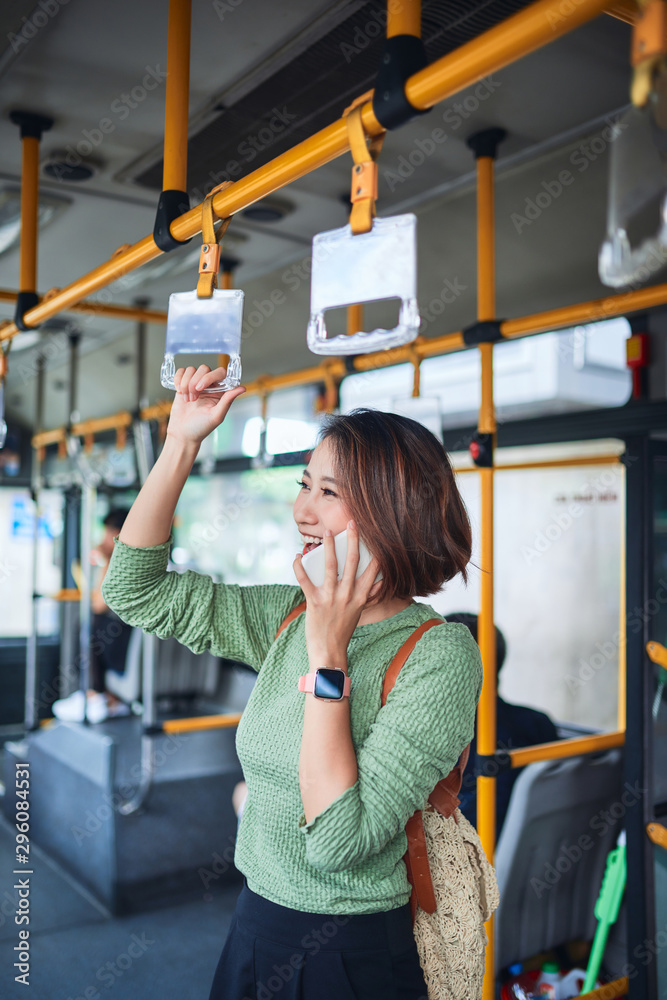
[208,877,429,1000]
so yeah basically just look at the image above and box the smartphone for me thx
[300,529,381,587]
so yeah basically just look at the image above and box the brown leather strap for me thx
[405,811,437,915]
[381,618,473,922]
[428,743,471,821]
[406,740,471,920]
[381,618,443,706]
[381,619,442,918]
[196,181,233,299]
[275,600,307,640]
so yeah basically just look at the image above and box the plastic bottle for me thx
[558,968,588,1000]
[503,963,541,1000]
[536,961,562,999]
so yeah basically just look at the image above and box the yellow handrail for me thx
[0,289,167,324]
[508,730,625,768]
[50,588,81,602]
[453,454,624,473]
[605,1,638,24]
[647,640,667,671]
[26,276,667,447]
[0,0,609,343]
[646,821,667,849]
[161,713,243,734]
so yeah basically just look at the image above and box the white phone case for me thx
[300,529,381,586]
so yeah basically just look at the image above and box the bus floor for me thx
[0,809,241,1000]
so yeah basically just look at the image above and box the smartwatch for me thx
[298,668,351,701]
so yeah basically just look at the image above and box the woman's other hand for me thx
[167,364,246,446]
[293,520,382,668]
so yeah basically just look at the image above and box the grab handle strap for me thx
[344,103,385,235]
[197,181,234,299]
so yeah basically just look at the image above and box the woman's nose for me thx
[295,493,317,523]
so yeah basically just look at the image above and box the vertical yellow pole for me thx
[387,0,421,37]
[163,0,192,192]
[9,111,53,327]
[618,464,627,730]
[217,267,234,371]
[478,160,497,1000]
[347,303,364,336]
[19,137,39,293]
[467,127,505,1000]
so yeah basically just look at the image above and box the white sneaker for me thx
[52,690,86,721]
[52,691,130,724]
[86,692,111,723]
[86,693,131,723]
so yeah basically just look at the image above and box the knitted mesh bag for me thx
[412,805,500,999]
[381,619,500,1000]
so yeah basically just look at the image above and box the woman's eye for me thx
[296,479,309,490]
[322,488,337,497]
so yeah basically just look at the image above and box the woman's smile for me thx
[293,438,351,549]
[300,534,323,555]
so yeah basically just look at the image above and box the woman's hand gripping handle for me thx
[167,364,246,447]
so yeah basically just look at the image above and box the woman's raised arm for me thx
[119,364,245,548]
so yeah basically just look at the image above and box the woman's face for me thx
[293,438,351,554]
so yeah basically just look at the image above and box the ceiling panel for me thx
[0,1,647,436]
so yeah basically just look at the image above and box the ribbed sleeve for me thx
[296,624,481,872]
[101,534,302,670]
[103,538,483,914]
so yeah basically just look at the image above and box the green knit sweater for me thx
[102,535,483,915]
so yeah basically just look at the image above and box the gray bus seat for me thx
[493,748,624,973]
[105,626,219,704]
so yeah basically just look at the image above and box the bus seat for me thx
[493,748,623,973]
[105,626,219,705]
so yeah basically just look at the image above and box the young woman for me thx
[102,364,483,1000]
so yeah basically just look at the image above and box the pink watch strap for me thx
[298,670,351,697]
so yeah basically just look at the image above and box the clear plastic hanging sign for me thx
[160,288,244,392]
[599,106,667,288]
[307,213,420,356]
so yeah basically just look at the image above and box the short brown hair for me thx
[319,408,472,602]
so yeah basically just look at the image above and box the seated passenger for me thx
[445,612,559,839]
[53,508,133,723]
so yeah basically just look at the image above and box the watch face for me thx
[314,669,346,700]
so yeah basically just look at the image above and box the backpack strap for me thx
[381,617,471,922]
[381,618,443,706]
[428,743,471,818]
[275,600,307,640]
